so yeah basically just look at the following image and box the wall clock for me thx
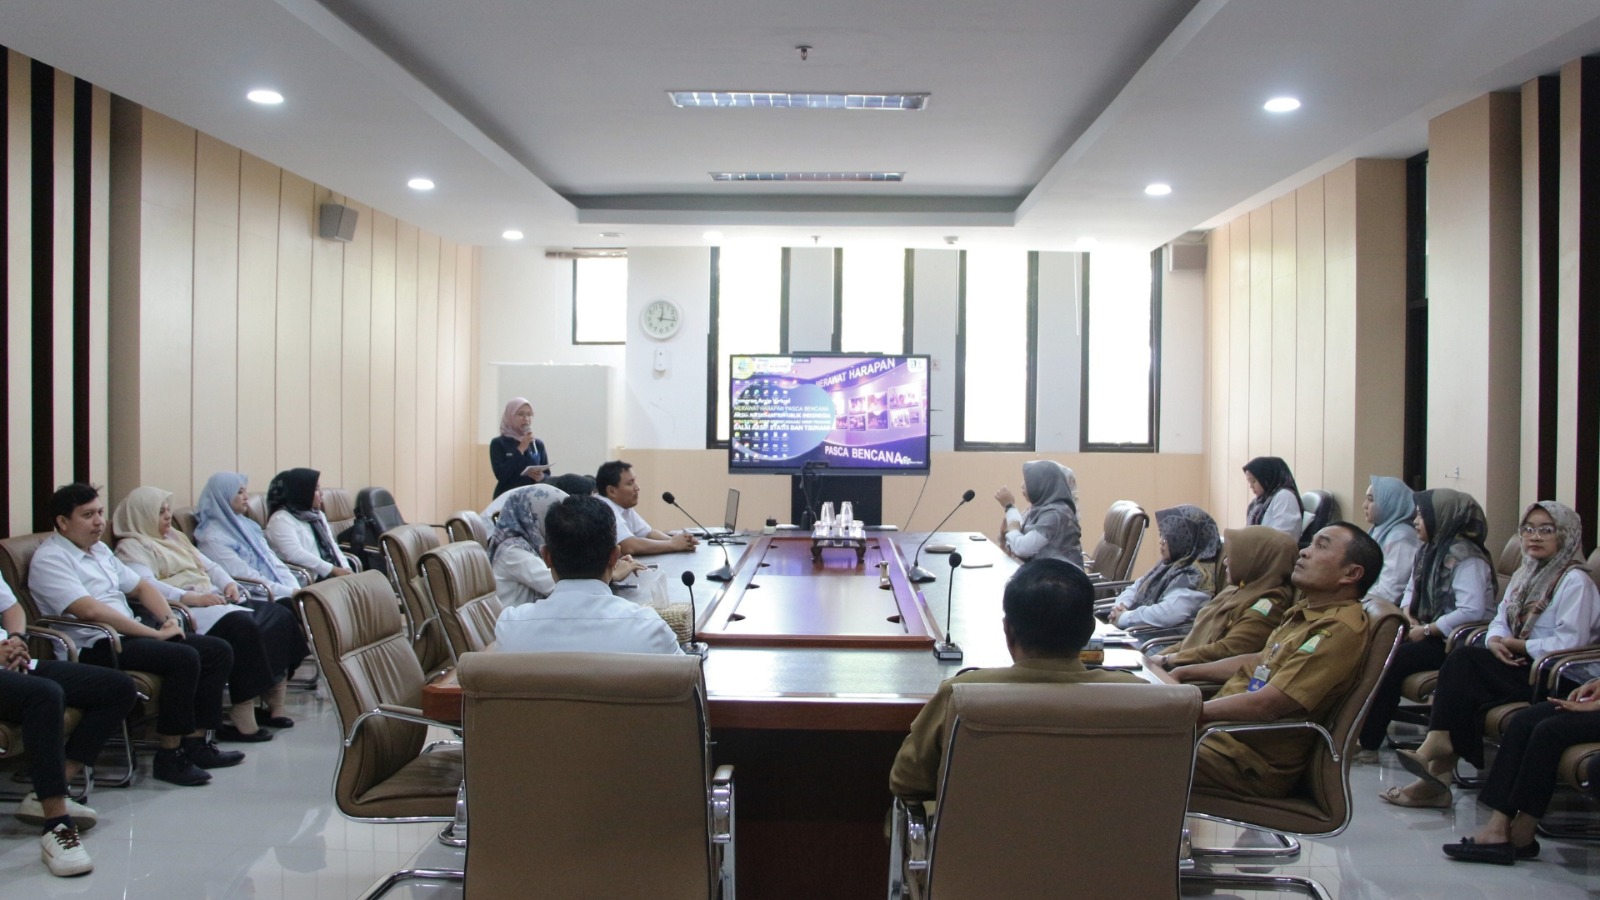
[641,298,683,340]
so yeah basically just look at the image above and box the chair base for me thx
[356,868,464,900]
[1185,823,1301,860]
[1181,869,1331,899]
[1536,811,1600,841]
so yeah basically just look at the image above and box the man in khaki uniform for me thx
[890,558,1143,801]
[1171,521,1383,798]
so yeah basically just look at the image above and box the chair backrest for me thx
[0,532,54,620]
[1588,547,1600,590]
[1497,533,1523,598]
[444,510,490,548]
[1088,500,1148,581]
[927,682,1200,899]
[170,506,200,543]
[458,651,717,899]
[245,492,271,529]
[1298,490,1339,547]
[378,523,451,672]
[419,541,502,656]
[358,487,406,533]
[320,488,358,539]
[1305,599,1406,822]
[296,571,435,818]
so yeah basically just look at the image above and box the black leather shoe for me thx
[184,737,246,769]
[1442,838,1516,865]
[152,747,212,786]
[256,708,295,729]
[215,723,274,743]
[1517,839,1540,859]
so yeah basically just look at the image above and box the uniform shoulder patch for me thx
[1249,598,1275,616]
[1297,631,1328,653]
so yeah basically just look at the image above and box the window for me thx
[836,247,910,354]
[707,246,786,445]
[571,257,627,344]
[1081,249,1158,450]
[956,249,1036,448]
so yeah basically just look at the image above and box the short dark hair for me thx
[50,483,101,526]
[595,460,632,494]
[545,473,597,498]
[543,495,617,579]
[1001,558,1097,657]
[1326,520,1384,598]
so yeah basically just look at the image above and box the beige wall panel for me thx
[1206,227,1230,528]
[8,52,35,533]
[236,155,281,483]
[51,71,76,488]
[457,246,477,510]
[1247,206,1274,459]
[368,213,398,490]
[1351,159,1411,512]
[1294,181,1327,490]
[1556,60,1584,507]
[340,201,374,492]
[413,231,440,520]
[88,86,112,491]
[1270,194,1298,460]
[274,173,314,467]
[309,194,345,489]
[1226,218,1251,527]
[435,242,459,517]
[189,134,242,501]
[1519,79,1544,506]
[1482,97,1524,543]
[1321,162,1359,507]
[392,222,420,504]
[107,98,142,511]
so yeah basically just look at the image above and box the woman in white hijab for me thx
[994,460,1084,569]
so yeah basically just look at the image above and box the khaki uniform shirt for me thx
[889,657,1143,800]
[1165,586,1293,667]
[1203,597,1369,789]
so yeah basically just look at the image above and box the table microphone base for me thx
[707,564,735,582]
[932,640,964,662]
[906,565,937,583]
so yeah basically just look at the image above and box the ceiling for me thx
[6,0,1600,251]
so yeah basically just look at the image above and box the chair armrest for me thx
[24,626,78,662]
[1445,622,1484,651]
[1138,636,1181,656]
[710,765,735,844]
[1549,648,1600,693]
[232,575,275,601]
[1093,580,1134,602]
[343,703,462,746]
[281,562,315,588]
[32,617,122,656]
[1125,623,1191,644]
[1198,718,1340,763]
[898,796,930,876]
[1532,643,1600,700]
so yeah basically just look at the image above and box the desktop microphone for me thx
[907,489,976,583]
[662,491,736,581]
[680,571,708,657]
[932,551,964,661]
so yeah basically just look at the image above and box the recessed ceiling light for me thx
[502,230,524,241]
[668,91,929,111]
[408,178,435,191]
[599,232,624,239]
[1263,96,1301,113]
[1144,183,1172,196]
[710,171,904,182]
[703,230,724,242]
[246,89,284,105]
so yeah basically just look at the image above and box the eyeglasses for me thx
[1519,524,1558,538]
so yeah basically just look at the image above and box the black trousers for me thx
[260,597,309,681]
[1479,702,1600,819]
[0,662,137,799]
[1359,635,1449,750]
[80,633,232,736]
[1427,645,1532,768]
[206,609,277,702]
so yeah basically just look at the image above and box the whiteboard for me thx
[495,364,614,479]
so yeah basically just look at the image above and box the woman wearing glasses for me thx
[1381,501,1600,808]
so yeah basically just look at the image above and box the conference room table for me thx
[426,530,1165,900]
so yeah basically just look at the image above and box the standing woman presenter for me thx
[490,397,549,499]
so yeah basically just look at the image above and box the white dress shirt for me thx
[494,578,683,654]
[1487,569,1600,663]
[265,510,350,578]
[28,533,146,648]
[601,497,655,543]
[1368,530,1423,603]
[1259,489,1302,538]
[492,543,556,608]
[1112,576,1211,630]
[1397,555,1493,634]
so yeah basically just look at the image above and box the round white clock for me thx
[640,298,683,340]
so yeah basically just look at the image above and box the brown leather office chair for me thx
[1297,490,1339,548]
[1495,532,1523,599]
[321,487,358,543]
[889,681,1200,900]
[170,506,200,542]
[296,571,464,833]
[1085,501,1148,587]
[456,651,733,898]
[1181,601,1406,898]
[419,541,502,657]
[245,492,271,529]
[379,524,453,673]
[444,510,490,548]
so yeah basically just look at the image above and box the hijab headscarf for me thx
[1409,488,1495,624]
[267,467,338,566]
[1244,456,1303,526]
[111,486,211,591]
[194,472,299,588]
[1501,501,1588,639]
[500,397,533,440]
[1018,460,1083,565]
[1130,505,1221,607]
[488,484,567,562]
[1215,526,1300,611]
[1367,475,1417,547]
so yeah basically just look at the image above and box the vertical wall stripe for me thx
[0,50,9,528]
[72,77,91,482]
[29,59,54,531]
[1575,60,1600,552]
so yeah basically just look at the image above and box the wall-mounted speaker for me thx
[318,203,359,242]
[1167,243,1207,271]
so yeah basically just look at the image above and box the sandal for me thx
[1379,783,1452,809]
[1396,749,1452,791]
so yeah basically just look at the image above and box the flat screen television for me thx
[728,353,931,475]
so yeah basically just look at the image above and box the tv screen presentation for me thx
[729,354,931,475]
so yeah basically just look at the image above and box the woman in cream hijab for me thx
[1148,526,1298,670]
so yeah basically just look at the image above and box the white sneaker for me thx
[40,823,93,877]
[15,792,99,831]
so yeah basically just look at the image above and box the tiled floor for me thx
[3,693,1600,898]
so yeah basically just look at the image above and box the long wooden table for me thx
[423,532,1163,899]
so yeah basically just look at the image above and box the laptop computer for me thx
[687,488,740,538]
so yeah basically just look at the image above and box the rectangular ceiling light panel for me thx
[669,91,929,110]
[709,172,906,182]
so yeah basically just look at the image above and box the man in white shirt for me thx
[596,460,698,557]
[28,483,241,787]
[496,494,684,655]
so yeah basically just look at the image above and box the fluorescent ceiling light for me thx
[599,232,624,239]
[1263,96,1301,113]
[669,91,928,110]
[246,89,283,105]
[1144,183,1172,196]
[408,177,435,191]
[710,172,904,182]
[703,230,724,242]
[502,230,524,241]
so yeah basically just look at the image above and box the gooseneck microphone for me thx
[681,571,708,656]
[907,489,976,583]
[932,551,964,661]
[663,492,735,581]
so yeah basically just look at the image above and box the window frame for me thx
[704,246,790,449]
[954,249,1039,452]
[1078,249,1162,453]
[569,257,628,346]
